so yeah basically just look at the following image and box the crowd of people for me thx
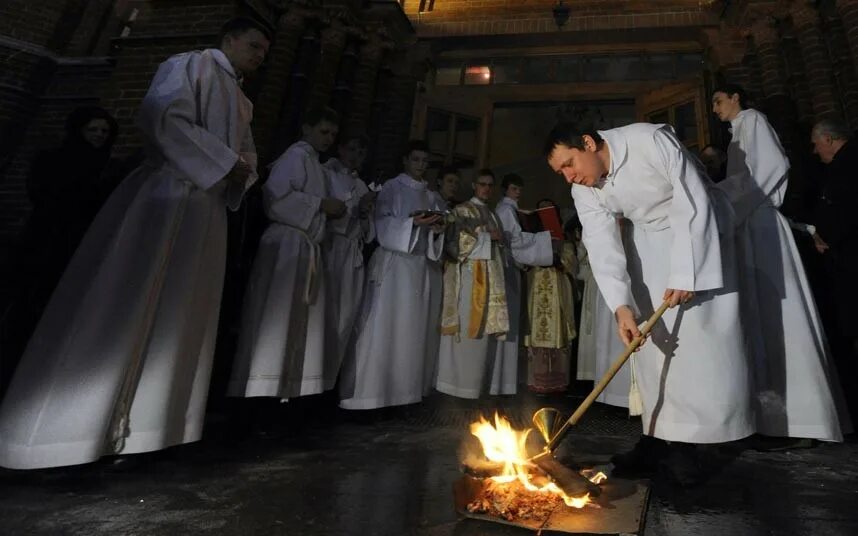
[0,18,854,487]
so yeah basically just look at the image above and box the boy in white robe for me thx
[712,85,850,442]
[0,18,269,469]
[322,134,376,375]
[436,171,508,398]
[490,174,554,395]
[229,106,347,400]
[545,121,754,485]
[339,140,446,410]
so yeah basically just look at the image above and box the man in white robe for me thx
[0,18,270,469]
[545,121,754,484]
[711,86,850,442]
[490,174,553,396]
[339,140,446,410]
[229,106,347,400]
[436,172,508,398]
[322,134,376,374]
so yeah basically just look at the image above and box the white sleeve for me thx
[137,53,238,190]
[496,204,553,266]
[571,185,635,313]
[263,149,325,233]
[374,184,420,254]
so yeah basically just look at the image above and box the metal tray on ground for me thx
[453,475,650,535]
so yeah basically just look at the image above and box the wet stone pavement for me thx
[1,391,856,536]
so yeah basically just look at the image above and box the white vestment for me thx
[229,141,333,399]
[489,196,553,394]
[322,158,375,372]
[717,109,850,441]
[436,197,507,398]
[339,174,445,409]
[0,49,257,469]
[575,237,629,407]
[573,123,754,444]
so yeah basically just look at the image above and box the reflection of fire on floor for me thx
[454,413,650,534]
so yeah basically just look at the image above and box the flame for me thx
[469,413,606,508]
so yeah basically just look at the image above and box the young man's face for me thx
[711,91,741,122]
[505,183,522,201]
[547,137,606,187]
[221,28,270,75]
[440,173,460,200]
[811,131,838,164]
[473,174,494,202]
[81,118,111,149]
[303,120,339,153]
[403,150,429,181]
[338,139,367,171]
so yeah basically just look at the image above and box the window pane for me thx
[676,53,702,77]
[582,56,612,82]
[492,59,521,84]
[521,57,554,83]
[464,65,491,85]
[644,54,675,79]
[648,109,669,125]
[435,66,461,86]
[555,56,581,82]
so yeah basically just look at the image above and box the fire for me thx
[470,413,606,509]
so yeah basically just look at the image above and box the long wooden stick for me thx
[544,300,671,452]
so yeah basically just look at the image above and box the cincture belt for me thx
[275,222,322,305]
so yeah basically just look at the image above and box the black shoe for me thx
[610,435,667,476]
[658,442,704,487]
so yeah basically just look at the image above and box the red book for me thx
[519,206,564,240]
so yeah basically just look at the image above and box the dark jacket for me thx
[813,139,858,336]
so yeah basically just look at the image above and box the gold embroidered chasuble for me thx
[440,200,508,338]
[525,242,578,349]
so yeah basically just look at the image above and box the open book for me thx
[519,206,564,240]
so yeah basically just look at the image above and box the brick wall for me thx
[0,0,68,47]
[404,0,717,36]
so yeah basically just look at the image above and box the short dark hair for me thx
[218,17,273,46]
[713,83,749,110]
[502,173,523,190]
[477,168,494,179]
[543,122,604,158]
[338,131,369,149]
[402,139,430,159]
[303,106,339,128]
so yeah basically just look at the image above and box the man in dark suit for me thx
[811,118,858,427]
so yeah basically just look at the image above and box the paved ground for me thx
[1,391,856,535]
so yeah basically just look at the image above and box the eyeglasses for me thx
[475,182,494,187]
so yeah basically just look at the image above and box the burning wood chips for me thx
[466,478,565,522]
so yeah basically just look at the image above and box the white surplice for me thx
[489,196,553,394]
[339,174,445,409]
[717,109,850,441]
[572,123,754,444]
[322,158,375,371]
[0,49,257,469]
[574,238,629,407]
[229,141,333,399]
[436,197,506,398]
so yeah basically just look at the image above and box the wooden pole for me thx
[545,300,671,452]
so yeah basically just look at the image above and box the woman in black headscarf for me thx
[20,107,119,317]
